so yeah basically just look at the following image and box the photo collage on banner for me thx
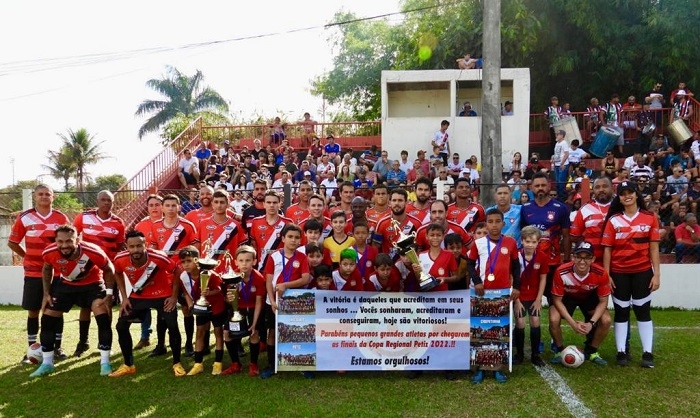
[469,288,512,372]
[277,289,317,372]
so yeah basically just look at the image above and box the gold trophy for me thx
[391,219,439,292]
[193,238,218,316]
[220,251,248,336]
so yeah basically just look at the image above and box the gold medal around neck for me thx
[487,274,495,282]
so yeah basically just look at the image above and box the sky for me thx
[0,0,401,190]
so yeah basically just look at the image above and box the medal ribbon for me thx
[280,250,296,283]
[486,236,503,277]
[355,245,368,278]
[241,278,251,303]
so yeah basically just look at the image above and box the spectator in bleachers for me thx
[372,150,390,183]
[337,164,355,183]
[612,168,629,193]
[181,188,201,215]
[354,168,373,197]
[233,174,248,194]
[433,166,454,191]
[506,170,525,191]
[585,97,603,140]
[363,162,379,186]
[670,90,693,124]
[299,112,317,147]
[406,159,424,186]
[448,153,465,181]
[686,177,700,214]
[282,153,298,176]
[195,142,212,173]
[269,116,286,145]
[644,82,665,128]
[386,160,407,189]
[308,136,324,160]
[667,165,689,196]
[622,96,641,137]
[317,154,335,177]
[603,94,624,156]
[432,119,450,164]
[320,170,339,197]
[203,165,219,186]
[502,101,514,116]
[272,170,292,191]
[567,140,589,177]
[324,134,341,159]
[674,213,700,263]
[524,155,544,180]
[177,149,200,188]
[250,138,263,160]
[337,152,357,176]
[670,82,695,102]
[398,150,412,174]
[361,144,380,164]
[215,172,233,192]
[508,152,526,173]
[649,134,675,170]
[630,155,653,180]
[229,190,249,215]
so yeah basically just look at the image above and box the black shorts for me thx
[22,277,44,311]
[264,304,276,331]
[229,307,266,334]
[49,280,106,313]
[120,297,176,323]
[516,299,541,317]
[182,171,197,185]
[195,310,227,328]
[561,293,599,321]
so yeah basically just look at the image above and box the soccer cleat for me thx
[221,362,242,376]
[100,363,113,376]
[20,355,32,365]
[531,355,545,367]
[187,363,204,376]
[494,371,508,383]
[588,352,607,366]
[641,352,655,368]
[616,352,628,367]
[549,352,562,364]
[471,370,484,384]
[54,347,68,360]
[211,362,223,376]
[134,339,150,350]
[550,340,558,353]
[173,363,186,377]
[73,342,90,357]
[29,363,56,378]
[109,364,136,377]
[259,368,274,379]
[148,346,167,357]
[248,364,259,377]
[539,341,544,354]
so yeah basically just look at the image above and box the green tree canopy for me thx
[56,128,108,193]
[136,66,230,140]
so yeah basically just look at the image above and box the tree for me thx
[56,128,108,193]
[42,147,77,191]
[136,66,230,140]
[85,174,128,193]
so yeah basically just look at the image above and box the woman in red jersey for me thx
[601,181,660,369]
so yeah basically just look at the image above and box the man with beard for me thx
[242,179,270,236]
[521,172,571,353]
[407,177,433,224]
[486,184,522,243]
[110,230,186,377]
[446,178,485,235]
[30,224,115,377]
[72,190,126,357]
[285,180,314,224]
[415,200,472,255]
[8,184,70,364]
[149,194,199,357]
[372,188,422,260]
[185,185,215,228]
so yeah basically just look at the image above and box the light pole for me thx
[10,157,15,186]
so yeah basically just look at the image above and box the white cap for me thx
[304,171,311,176]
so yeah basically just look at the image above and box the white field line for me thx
[535,364,596,418]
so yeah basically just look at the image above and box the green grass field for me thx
[1,306,699,418]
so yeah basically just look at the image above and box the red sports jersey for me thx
[570,201,610,259]
[372,215,422,259]
[446,202,485,234]
[114,248,176,299]
[9,209,70,278]
[551,262,611,300]
[198,216,244,273]
[467,235,519,289]
[414,221,473,254]
[191,270,226,315]
[134,216,161,244]
[250,215,293,270]
[364,270,401,292]
[406,203,431,225]
[332,268,364,291]
[417,249,458,291]
[184,207,215,229]
[237,270,266,310]
[74,210,126,260]
[42,241,109,286]
[298,216,333,245]
[263,249,310,304]
[518,250,549,301]
[601,210,660,273]
[366,207,390,237]
[150,217,199,263]
[285,204,310,225]
[353,244,378,283]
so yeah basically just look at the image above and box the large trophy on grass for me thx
[220,251,249,337]
[193,238,218,316]
[391,219,439,291]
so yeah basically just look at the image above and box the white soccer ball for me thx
[27,343,43,364]
[561,345,585,368]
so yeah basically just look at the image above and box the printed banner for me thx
[469,288,512,371]
[276,289,471,371]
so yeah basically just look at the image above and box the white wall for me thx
[381,69,531,169]
[1,265,699,309]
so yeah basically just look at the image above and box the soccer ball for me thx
[561,345,585,368]
[26,343,43,364]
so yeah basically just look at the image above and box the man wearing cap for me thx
[324,135,341,160]
[670,89,693,124]
[502,101,513,116]
[549,241,612,366]
[551,130,570,200]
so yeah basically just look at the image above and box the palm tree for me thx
[135,66,229,140]
[42,147,77,191]
[56,128,108,193]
